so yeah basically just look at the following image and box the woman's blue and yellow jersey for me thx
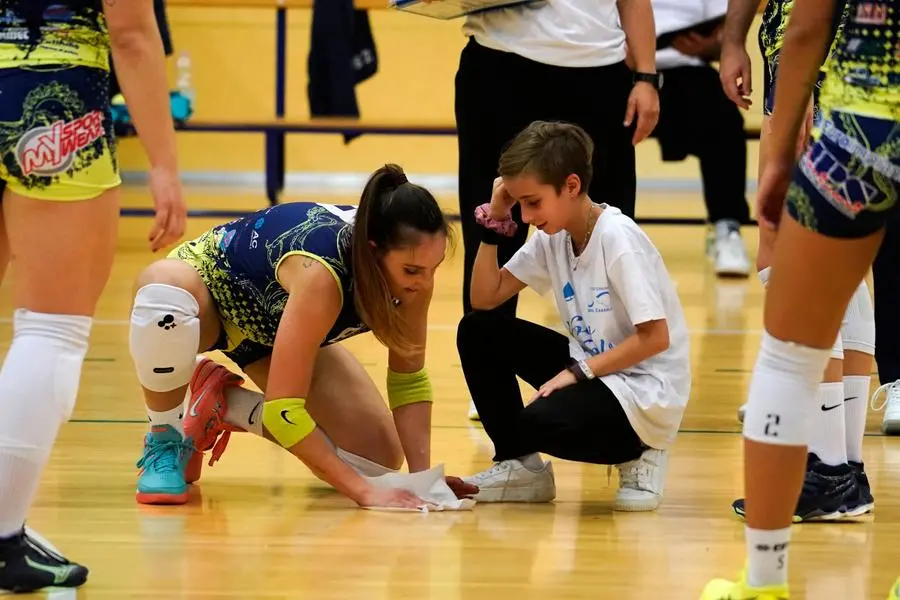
[170,202,370,368]
[819,0,900,119]
[0,1,109,71]
[758,0,849,115]
[0,1,119,201]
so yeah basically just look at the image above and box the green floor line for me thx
[65,419,891,437]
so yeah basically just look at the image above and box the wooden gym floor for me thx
[2,188,898,599]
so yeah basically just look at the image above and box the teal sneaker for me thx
[136,425,193,505]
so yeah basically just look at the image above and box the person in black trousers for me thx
[455,0,661,318]
[649,0,753,278]
[873,218,900,433]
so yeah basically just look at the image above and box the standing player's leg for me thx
[702,107,896,598]
[0,65,124,592]
[840,281,876,513]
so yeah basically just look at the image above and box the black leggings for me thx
[456,311,646,465]
[874,217,900,383]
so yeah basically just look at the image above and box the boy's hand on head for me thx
[489,176,516,219]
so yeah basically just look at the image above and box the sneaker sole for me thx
[843,502,874,517]
[732,506,843,523]
[614,498,661,512]
[471,486,555,503]
[136,490,189,505]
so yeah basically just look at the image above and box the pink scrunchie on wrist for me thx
[474,203,518,237]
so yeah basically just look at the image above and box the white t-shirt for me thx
[503,205,691,449]
[654,0,726,70]
[462,0,626,68]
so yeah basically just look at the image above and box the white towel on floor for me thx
[362,464,476,512]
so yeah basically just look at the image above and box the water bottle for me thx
[172,51,195,123]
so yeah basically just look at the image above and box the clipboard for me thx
[656,15,725,50]
[389,0,544,20]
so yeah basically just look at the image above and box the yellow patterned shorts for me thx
[0,65,120,201]
[168,229,274,369]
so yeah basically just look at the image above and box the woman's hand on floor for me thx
[531,369,577,402]
[445,476,479,499]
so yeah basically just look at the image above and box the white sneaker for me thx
[468,399,480,421]
[872,379,900,434]
[737,403,746,423]
[712,220,751,278]
[614,448,668,512]
[463,456,556,503]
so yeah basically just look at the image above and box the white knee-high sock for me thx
[0,310,91,538]
[808,382,847,466]
[223,386,264,437]
[843,375,871,463]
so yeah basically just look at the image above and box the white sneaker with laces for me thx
[871,380,900,434]
[614,448,668,512]
[468,399,480,421]
[463,456,555,503]
[713,220,751,278]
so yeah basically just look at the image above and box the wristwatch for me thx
[633,71,663,90]
[567,359,596,382]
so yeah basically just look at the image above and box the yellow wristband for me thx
[386,368,433,411]
[262,397,316,448]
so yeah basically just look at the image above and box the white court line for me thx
[0,317,763,336]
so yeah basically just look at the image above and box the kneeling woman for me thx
[129,164,465,509]
[459,122,691,511]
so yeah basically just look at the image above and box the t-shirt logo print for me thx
[588,287,612,313]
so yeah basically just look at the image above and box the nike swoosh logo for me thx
[248,402,262,425]
[821,403,842,411]
[280,409,295,425]
[189,389,208,417]
[845,396,858,403]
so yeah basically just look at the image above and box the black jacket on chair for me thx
[307,0,378,142]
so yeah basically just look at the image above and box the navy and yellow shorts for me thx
[168,230,274,369]
[0,66,120,201]
[786,109,900,238]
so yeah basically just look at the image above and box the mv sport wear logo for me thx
[15,111,105,176]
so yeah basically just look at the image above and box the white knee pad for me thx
[757,266,772,286]
[840,280,876,356]
[13,309,91,423]
[129,284,200,392]
[743,331,831,447]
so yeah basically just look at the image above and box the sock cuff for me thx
[843,375,871,384]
